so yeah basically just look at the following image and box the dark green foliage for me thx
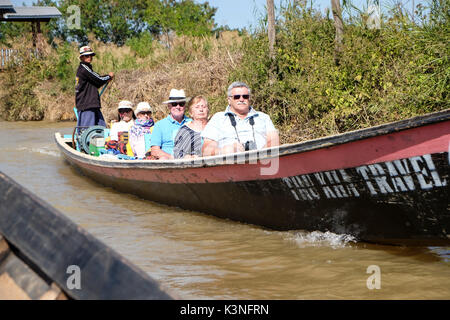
[0,22,29,45]
[0,55,48,121]
[230,1,450,140]
[126,32,154,57]
[35,0,217,47]
[55,42,76,91]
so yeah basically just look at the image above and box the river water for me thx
[0,121,449,299]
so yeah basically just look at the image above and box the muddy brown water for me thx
[0,121,448,299]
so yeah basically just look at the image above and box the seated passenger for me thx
[150,89,191,160]
[202,81,279,156]
[173,95,209,159]
[105,100,135,155]
[110,100,135,139]
[129,102,154,159]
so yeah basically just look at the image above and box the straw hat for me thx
[162,89,189,104]
[79,46,95,58]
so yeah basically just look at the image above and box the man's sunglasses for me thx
[230,94,250,100]
[119,109,133,113]
[170,102,186,107]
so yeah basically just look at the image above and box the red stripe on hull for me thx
[70,120,449,184]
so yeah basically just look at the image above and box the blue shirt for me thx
[201,106,276,149]
[151,115,191,155]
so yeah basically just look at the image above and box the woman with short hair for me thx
[173,96,209,159]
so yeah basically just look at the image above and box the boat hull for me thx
[0,171,173,300]
[55,110,450,245]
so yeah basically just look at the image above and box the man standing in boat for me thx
[75,46,114,128]
[202,82,279,156]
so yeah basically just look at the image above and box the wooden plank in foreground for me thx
[0,171,173,300]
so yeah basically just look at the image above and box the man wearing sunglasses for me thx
[202,81,279,156]
[150,89,192,160]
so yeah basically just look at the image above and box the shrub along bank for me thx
[230,2,449,142]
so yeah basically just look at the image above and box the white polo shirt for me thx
[201,106,277,149]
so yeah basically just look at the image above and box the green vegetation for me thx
[0,0,448,143]
[230,1,449,141]
[37,0,217,46]
[0,49,49,120]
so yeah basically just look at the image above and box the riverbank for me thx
[0,2,448,144]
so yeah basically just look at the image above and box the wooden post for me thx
[32,21,37,48]
[331,0,344,65]
[267,0,276,82]
[36,21,44,56]
[267,0,276,60]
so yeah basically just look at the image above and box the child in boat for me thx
[105,100,135,156]
[129,102,155,159]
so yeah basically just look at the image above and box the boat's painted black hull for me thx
[66,151,449,246]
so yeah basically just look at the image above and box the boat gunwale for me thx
[0,171,173,300]
[55,108,450,170]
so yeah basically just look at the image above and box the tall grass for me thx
[0,32,243,122]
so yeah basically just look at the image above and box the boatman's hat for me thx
[79,46,96,58]
[163,89,189,104]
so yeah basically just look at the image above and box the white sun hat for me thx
[135,102,152,115]
[162,89,189,104]
[117,100,134,110]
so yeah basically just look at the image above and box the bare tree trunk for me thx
[331,0,344,65]
[267,0,276,60]
[267,0,276,82]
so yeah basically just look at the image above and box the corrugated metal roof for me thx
[0,0,13,9]
[3,6,62,20]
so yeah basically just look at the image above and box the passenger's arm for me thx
[264,130,280,148]
[202,139,219,156]
[150,146,173,160]
[202,140,246,156]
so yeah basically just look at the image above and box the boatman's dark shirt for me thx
[75,62,111,111]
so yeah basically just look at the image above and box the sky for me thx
[11,0,424,31]
[198,0,424,30]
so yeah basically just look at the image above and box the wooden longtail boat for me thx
[0,171,173,300]
[55,109,450,245]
